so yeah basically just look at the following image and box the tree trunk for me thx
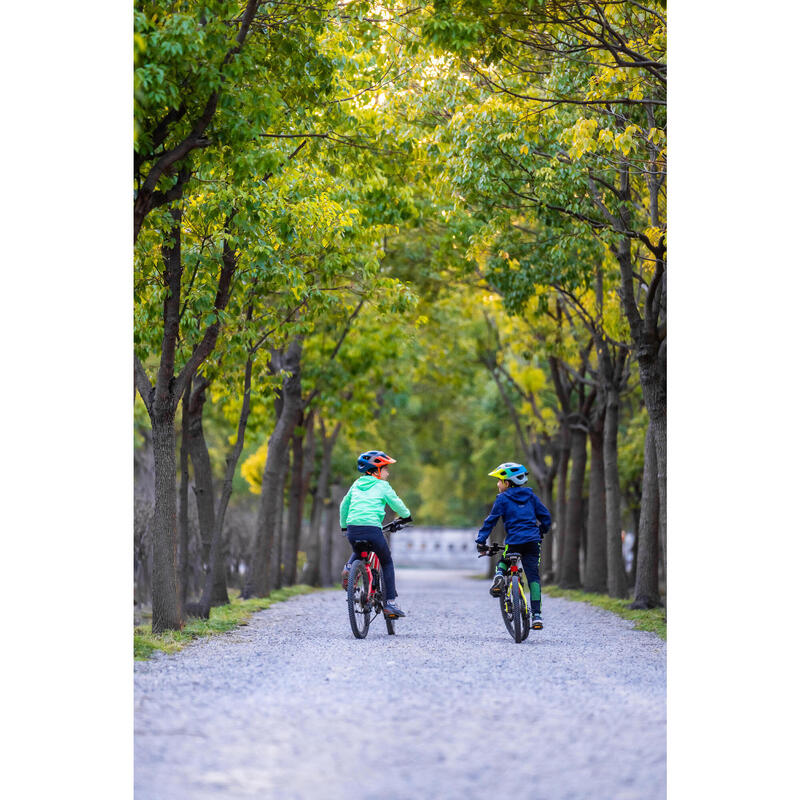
[559,426,587,588]
[246,338,303,597]
[648,387,667,586]
[540,470,556,581]
[196,356,253,617]
[554,424,570,580]
[604,385,628,598]
[150,411,182,632]
[302,418,341,586]
[185,378,227,605]
[584,423,608,593]
[178,384,191,611]
[615,164,666,591]
[329,484,351,582]
[134,205,238,631]
[631,422,662,608]
[285,412,313,586]
[272,449,291,589]
[145,208,185,633]
[320,500,334,587]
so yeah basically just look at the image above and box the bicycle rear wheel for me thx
[511,575,523,643]
[347,562,371,639]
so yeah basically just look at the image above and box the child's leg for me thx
[368,532,397,600]
[489,555,508,596]
[520,542,542,614]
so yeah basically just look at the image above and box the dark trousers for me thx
[346,525,397,600]
[497,540,542,614]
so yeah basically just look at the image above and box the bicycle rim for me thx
[511,576,522,643]
[520,585,531,641]
[379,567,396,635]
[347,562,371,639]
[500,586,515,638]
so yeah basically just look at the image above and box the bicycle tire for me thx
[520,584,531,641]
[500,584,515,638]
[347,561,371,639]
[378,567,396,635]
[511,575,523,643]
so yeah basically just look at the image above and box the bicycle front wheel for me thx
[499,583,515,639]
[520,583,531,642]
[378,567,396,635]
[347,562,371,639]
[511,575,523,643]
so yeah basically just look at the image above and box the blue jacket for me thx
[476,486,552,545]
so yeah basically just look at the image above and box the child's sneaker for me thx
[489,573,506,597]
[341,563,351,590]
[383,598,406,618]
[531,613,543,630]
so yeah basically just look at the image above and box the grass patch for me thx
[543,585,666,640]
[134,585,320,660]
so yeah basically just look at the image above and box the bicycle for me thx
[346,517,413,639]
[479,543,531,643]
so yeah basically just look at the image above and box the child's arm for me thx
[382,482,411,519]
[339,488,353,529]
[476,495,505,544]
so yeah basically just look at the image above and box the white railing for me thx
[391,526,478,569]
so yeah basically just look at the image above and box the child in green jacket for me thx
[340,450,412,618]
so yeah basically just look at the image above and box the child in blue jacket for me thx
[476,462,551,629]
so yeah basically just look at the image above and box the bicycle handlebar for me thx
[477,543,504,557]
[383,517,413,533]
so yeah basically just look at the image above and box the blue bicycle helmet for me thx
[357,450,396,473]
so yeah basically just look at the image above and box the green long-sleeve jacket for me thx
[339,475,411,528]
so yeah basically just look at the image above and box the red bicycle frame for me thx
[358,550,380,599]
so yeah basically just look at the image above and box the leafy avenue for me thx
[134,1,666,634]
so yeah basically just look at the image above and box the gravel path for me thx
[135,569,665,800]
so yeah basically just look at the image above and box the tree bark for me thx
[631,422,662,608]
[554,422,570,580]
[540,469,556,581]
[320,499,334,587]
[285,411,313,586]
[329,484,351,583]
[584,421,608,593]
[559,426,587,588]
[604,385,628,598]
[185,377,227,604]
[245,338,303,597]
[271,448,291,589]
[178,382,191,611]
[150,411,182,632]
[302,418,341,586]
[146,208,185,633]
[615,163,667,590]
[195,355,253,617]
